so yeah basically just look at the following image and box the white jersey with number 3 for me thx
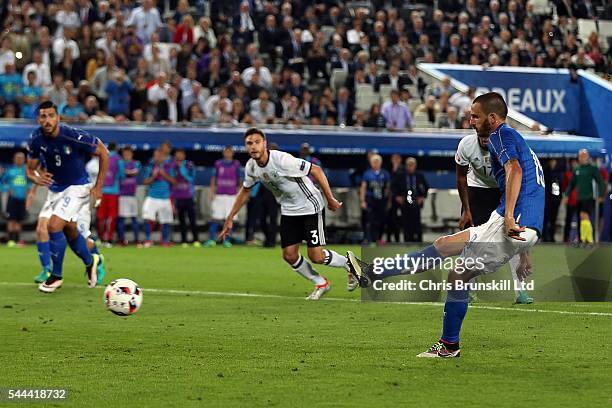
[455,133,498,189]
[243,150,325,216]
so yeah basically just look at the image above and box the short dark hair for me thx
[37,101,57,113]
[244,127,266,140]
[473,92,508,119]
[223,144,234,151]
[108,141,117,151]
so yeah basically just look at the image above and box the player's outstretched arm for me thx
[310,164,342,211]
[504,159,525,240]
[91,139,110,205]
[218,185,251,241]
[456,163,473,229]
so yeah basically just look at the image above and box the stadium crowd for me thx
[0,0,610,129]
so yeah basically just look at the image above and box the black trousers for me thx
[563,204,577,242]
[386,202,402,242]
[401,203,422,242]
[365,198,387,242]
[467,186,501,227]
[245,187,278,247]
[175,198,198,243]
[543,196,562,242]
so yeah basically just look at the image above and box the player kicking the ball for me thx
[26,101,109,293]
[219,128,355,299]
[347,93,544,357]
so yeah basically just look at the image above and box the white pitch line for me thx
[2,281,612,317]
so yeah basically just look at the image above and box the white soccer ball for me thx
[104,279,143,316]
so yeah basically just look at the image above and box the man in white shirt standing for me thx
[220,128,355,299]
[22,51,52,88]
[127,0,163,44]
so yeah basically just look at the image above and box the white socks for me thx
[323,249,348,268]
[291,255,326,285]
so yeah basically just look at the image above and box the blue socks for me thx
[117,217,126,241]
[145,222,152,241]
[209,222,219,241]
[131,217,140,242]
[379,244,445,279]
[441,288,470,344]
[37,241,51,270]
[68,234,93,267]
[161,224,170,243]
[49,231,67,278]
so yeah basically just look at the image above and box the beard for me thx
[474,120,492,138]
[42,122,57,136]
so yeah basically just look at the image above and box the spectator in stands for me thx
[232,1,255,50]
[21,71,43,119]
[416,95,441,125]
[204,85,231,118]
[382,90,413,131]
[194,17,217,49]
[46,71,68,108]
[173,15,195,45]
[241,57,272,89]
[22,50,51,88]
[380,64,411,92]
[59,94,87,122]
[0,62,22,110]
[90,54,117,107]
[0,37,15,75]
[181,81,206,118]
[365,103,385,129]
[127,0,162,44]
[157,86,182,125]
[106,69,132,117]
[250,89,275,124]
[438,106,461,129]
[393,157,429,242]
[360,154,391,245]
[334,87,355,126]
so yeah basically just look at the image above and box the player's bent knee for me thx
[282,251,300,265]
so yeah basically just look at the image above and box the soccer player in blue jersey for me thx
[142,148,176,247]
[1,152,31,246]
[347,92,545,357]
[26,101,110,293]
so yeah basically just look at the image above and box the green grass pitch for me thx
[1,245,611,407]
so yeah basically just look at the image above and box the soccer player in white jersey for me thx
[456,133,534,304]
[219,128,355,299]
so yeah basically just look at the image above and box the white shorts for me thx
[460,211,539,274]
[211,194,237,220]
[119,196,139,218]
[142,197,173,224]
[38,185,92,238]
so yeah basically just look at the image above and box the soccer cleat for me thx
[306,279,331,300]
[515,291,534,304]
[203,240,217,248]
[416,341,461,358]
[346,251,378,288]
[96,254,106,286]
[85,254,100,288]
[38,275,63,293]
[223,240,232,248]
[34,267,52,283]
[347,273,359,292]
[143,240,153,248]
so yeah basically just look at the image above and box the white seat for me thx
[356,92,379,111]
[378,84,394,102]
[531,0,552,15]
[408,99,421,113]
[330,69,349,94]
[577,18,598,45]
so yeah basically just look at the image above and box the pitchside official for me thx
[456,133,533,304]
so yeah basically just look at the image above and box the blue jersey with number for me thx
[487,123,545,234]
[363,168,391,200]
[27,124,98,193]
